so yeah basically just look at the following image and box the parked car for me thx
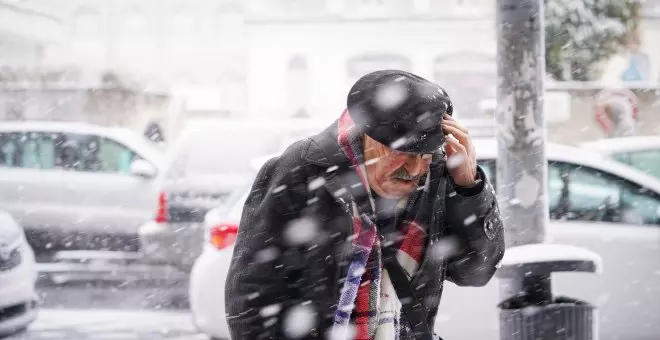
[189,140,660,340]
[138,118,332,272]
[0,210,38,338]
[581,136,660,179]
[189,180,250,339]
[0,121,164,260]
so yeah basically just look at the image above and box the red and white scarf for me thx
[332,110,430,340]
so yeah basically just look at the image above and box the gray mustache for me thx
[392,167,416,181]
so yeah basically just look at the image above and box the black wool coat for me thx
[225,121,505,340]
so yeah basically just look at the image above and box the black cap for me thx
[347,70,453,154]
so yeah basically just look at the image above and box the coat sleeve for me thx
[444,165,505,287]
[225,153,309,339]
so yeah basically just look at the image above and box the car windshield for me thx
[170,125,316,175]
[182,133,280,174]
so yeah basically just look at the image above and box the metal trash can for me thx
[496,244,602,340]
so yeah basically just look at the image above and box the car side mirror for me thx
[130,159,157,178]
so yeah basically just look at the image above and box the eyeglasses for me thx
[392,150,433,160]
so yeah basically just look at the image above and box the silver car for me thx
[0,121,164,260]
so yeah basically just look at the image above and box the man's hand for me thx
[442,114,478,188]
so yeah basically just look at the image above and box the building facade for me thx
[243,0,497,120]
[7,0,660,124]
[19,0,497,120]
[24,0,246,116]
[0,0,62,80]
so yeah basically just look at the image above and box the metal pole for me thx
[496,7,598,339]
[495,0,547,250]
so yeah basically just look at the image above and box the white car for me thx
[189,186,248,339]
[581,136,660,180]
[0,210,38,337]
[0,121,164,260]
[190,140,660,340]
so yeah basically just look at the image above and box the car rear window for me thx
[168,124,318,176]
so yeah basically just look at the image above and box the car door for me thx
[545,161,660,340]
[62,133,159,250]
[0,131,73,240]
[437,159,660,340]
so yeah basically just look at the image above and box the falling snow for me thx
[259,304,282,318]
[514,172,541,208]
[282,304,317,338]
[255,246,280,263]
[351,267,366,277]
[334,188,348,197]
[326,324,357,340]
[521,305,543,317]
[2,2,658,340]
[374,80,408,111]
[447,153,466,169]
[463,214,477,226]
[390,137,407,149]
[430,236,462,260]
[308,177,326,191]
[283,217,320,246]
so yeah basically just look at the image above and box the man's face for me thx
[363,135,431,199]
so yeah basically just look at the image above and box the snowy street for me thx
[7,309,205,340]
[4,278,203,340]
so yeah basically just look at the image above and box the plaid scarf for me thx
[332,110,437,340]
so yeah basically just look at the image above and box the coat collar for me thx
[302,120,367,217]
[302,120,346,167]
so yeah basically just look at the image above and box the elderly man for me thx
[226,70,504,340]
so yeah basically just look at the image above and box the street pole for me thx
[495,0,547,249]
[496,7,600,339]
[495,2,599,339]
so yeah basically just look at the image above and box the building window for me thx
[287,55,309,117]
[433,53,496,119]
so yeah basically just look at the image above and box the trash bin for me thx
[496,244,603,340]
